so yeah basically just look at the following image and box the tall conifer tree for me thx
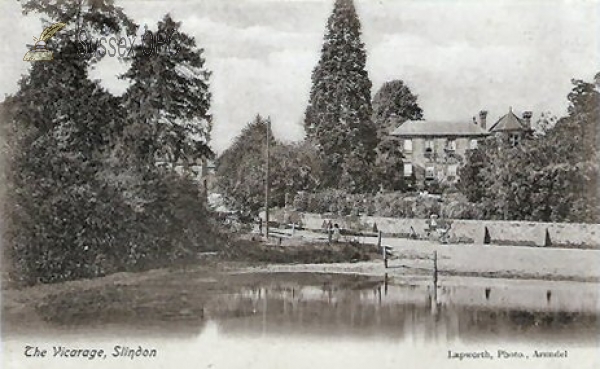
[304,0,377,192]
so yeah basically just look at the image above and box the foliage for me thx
[372,80,424,138]
[270,141,323,207]
[3,6,217,285]
[304,0,377,192]
[291,190,480,219]
[215,115,274,214]
[374,138,407,192]
[223,238,378,264]
[19,0,136,35]
[458,74,599,223]
[457,145,487,203]
[533,111,558,137]
[122,14,213,167]
[215,117,323,214]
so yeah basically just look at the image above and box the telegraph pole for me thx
[265,118,271,240]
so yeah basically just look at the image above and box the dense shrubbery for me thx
[459,75,599,223]
[291,190,481,219]
[4,160,218,284]
[223,238,378,264]
[215,117,322,214]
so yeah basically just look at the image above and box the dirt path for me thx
[238,236,600,282]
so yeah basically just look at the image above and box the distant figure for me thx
[429,214,438,230]
[440,221,452,243]
[258,217,263,235]
[332,223,341,243]
[327,221,333,244]
[409,226,418,239]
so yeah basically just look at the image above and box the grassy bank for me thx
[221,237,379,265]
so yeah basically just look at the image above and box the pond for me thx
[3,272,599,369]
[206,273,599,344]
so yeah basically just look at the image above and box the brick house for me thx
[389,109,532,186]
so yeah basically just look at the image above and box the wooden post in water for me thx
[433,251,438,301]
[429,251,439,316]
[384,273,389,296]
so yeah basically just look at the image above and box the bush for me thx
[5,156,219,285]
[291,190,481,219]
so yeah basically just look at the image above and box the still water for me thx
[3,272,600,369]
[208,273,599,344]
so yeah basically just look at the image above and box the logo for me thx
[23,22,66,62]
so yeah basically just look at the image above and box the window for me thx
[470,139,478,150]
[403,139,413,153]
[446,138,456,152]
[425,166,435,179]
[403,162,413,177]
[447,164,458,177]
[510,134,520,147]
[424,139,434,157]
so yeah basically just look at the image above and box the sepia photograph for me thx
[0,0,599,368]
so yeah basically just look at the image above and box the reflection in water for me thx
[4,273,599,369]
[207,274,598,344]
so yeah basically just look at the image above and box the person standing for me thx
[332,224,341,243]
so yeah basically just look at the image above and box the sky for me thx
[1,0,599,153]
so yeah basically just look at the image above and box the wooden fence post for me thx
[483,226,491,245]
[379,231,387,268]
[544,228,552,247]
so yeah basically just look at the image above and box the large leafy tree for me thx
[459,73,599,223]
[304,0,377,192]
[114,14,217,270]
[4,5,217,285]
[5,0,137,284]
[531,74,599,222]
[216,117,323,214]
[215,115,275,214]
[372,80,424,138]
[270,142,323,206]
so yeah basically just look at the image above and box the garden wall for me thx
[268,209,600,249]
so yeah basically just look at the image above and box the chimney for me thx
[479,110,488,130]
[522,111,532,129]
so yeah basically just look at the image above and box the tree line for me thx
[216,0,598,225]
[1,1,216,284]
[458,75,599,223]
[215,0,423,211]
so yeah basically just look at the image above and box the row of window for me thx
[403,163,458,178]
[402,138,479,153]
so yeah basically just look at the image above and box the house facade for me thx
[389,109,532,186]
[488,108,533,146]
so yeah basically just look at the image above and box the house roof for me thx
[390,120,489,137]
[488,109,529,132]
